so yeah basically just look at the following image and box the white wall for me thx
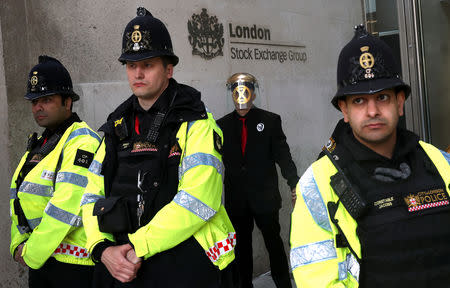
[0,0,362,285]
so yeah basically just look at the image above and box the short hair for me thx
[160,56,172,68]
[61,94,74,111]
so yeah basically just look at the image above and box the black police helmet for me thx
[25,55,79,101]
[118,7,179,66]
[332,25,410,110]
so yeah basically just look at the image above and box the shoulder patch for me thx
[74,149,94,168]
[27,132,38,151]
[213,130,223,155]
[114,117,129,141]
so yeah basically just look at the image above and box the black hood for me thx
[100,78,206,134]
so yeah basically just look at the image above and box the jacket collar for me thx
[99,78,207,135]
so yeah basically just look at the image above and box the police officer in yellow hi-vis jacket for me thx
[290,25,450,288]
[10,56,101,287]
[81,7,235,288]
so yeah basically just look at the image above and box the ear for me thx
[396,90,406,116]
[338,99,349,122]
[166,64,174,79]
[64,97,73,111]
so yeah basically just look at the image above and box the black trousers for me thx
[28,257,94,288]
[92,236,230,288]
[231,210,292,288]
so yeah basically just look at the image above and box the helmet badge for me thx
[233,85,252,105]
[132,25,143,51]
[30,71,39,87]
[359,46,375,79]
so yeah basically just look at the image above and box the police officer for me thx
[290,25,450,288]
[81,7,235,288]
[217,73,299,288]
[10,56,101,287]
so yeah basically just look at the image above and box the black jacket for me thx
[217,107,299,215]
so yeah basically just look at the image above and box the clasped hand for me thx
[101,244,142,283]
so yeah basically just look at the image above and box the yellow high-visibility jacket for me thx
[10,121,101,269]
[290,141,450,287]
[82,111,235,270]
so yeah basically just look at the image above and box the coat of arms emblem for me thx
[187,8,224,60]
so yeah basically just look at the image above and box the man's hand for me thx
[14,243,27,267]
[291,187,297,207]
[101,244,141,283]
[126,248,142,265]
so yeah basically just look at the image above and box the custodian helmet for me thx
[332,25,410,110]
[25,56,79,101]
[118,7,179,66]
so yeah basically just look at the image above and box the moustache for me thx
[362,118,387,126]
[34,112,47,117]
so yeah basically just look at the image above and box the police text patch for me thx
[404,188,449,212]
[74,149,94,169]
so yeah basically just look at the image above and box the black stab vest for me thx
[345,148,450,288]
[109,114,182,243]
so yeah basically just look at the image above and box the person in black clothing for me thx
[86,7,235,288]
[217,73,299,288]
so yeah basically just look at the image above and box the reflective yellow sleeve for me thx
[10,154,30,257]
[10,199,30,257]
[129,117,223,259]
[23,133,100,269]
[81,140,115,253]
[290,163,348,288]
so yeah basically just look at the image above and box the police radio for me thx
[324,149,368,220]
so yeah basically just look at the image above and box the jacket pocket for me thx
[93,196,133,233]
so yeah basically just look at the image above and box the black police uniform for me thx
[217,107,298,288]
[324,120,450,288]
[91,79,225,288]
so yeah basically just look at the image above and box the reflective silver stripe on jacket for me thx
[338,253,360,282]
[19,181,54,197]
[179,152,224,181]
[173,190,216,221]
[88,160,103,176]
[45,202,82,227]
[56,172,88,188]
[442,151,450,165]
[80,193,104,206]
[10,188,17,199]
[187,121,196,133]
[28,217,42,230]
[290,239,337,270]
[65,127,101,144]
[17,225,29,235]
[300,165,332,232]
[17,217,43,234]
